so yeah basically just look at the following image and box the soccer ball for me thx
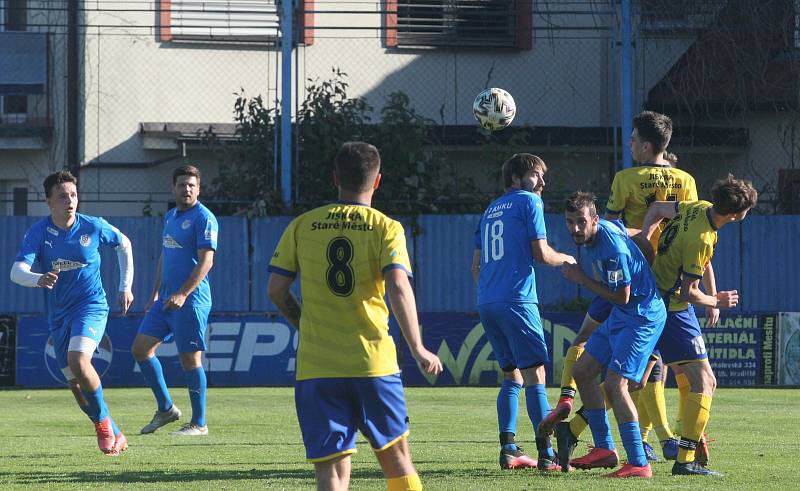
[473,88,516,131]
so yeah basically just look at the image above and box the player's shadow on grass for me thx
[1,468,459,485]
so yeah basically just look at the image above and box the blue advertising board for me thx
[15,311,777,388]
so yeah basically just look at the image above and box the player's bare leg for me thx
[315,454,352,491]
[374,438,423,490]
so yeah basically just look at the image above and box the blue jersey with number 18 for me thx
[475,189,548,306]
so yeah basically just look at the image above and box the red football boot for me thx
[604,463,653,478]
[94,417,116,454]
[570,447,619,470]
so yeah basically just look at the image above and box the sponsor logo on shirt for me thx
[79,234,92,247]
[47,227,59,236]
[181,219,191,230]
[51,258,87,272]
[607,269,624,285]
[163,234,183,249]
[205,228,217,242]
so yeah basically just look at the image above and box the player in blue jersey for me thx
[131,165,218,436]
[559,191,666,478]
[10,170,134,455]
[471,153,577,471]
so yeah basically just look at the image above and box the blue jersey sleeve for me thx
[97,218,123,247]
[197,212,219,251]
[601,252,632,290]
[526,195,547,240]
[15,226,41,265]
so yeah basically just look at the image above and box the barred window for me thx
[386,0,532,49]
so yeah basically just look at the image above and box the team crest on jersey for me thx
[51,258,87,272]
[79,234,91,247]
[163,234,183,249]
[181,219,191,230]
[47,227,59,236]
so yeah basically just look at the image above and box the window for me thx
[385,0,532,49]
[2,0,26,31]
[160,0,280,42]
[1,94,27,123]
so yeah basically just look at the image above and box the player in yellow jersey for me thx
[267,142,443,491]
[544,111,695,466]
[639,174,758,476]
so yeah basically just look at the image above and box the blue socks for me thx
[526,384,555,459]
[81,386,109,423]
[619,421,647,467]
[185,367,207,427]
[138,356,173,412]
[585,408,616,450]
[497,380,521,434]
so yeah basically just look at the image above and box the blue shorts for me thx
[138,300,211,353]
[295,374,409,462]
[587,296,613,323]
[50,305,109,370]
[585,308,666,382]
[656,305,708,365]
[478,302,548,371]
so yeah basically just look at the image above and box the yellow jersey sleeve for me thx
[269,219,299,276]
[606,172,629,214]
[686,174,699,201]
[381,220,412,275]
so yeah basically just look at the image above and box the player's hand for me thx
[563,255,577,265]
[560,262,585,284]
[412,347,443,375]
[37,270,59,289]
[715,290,738,309]
[705,306,720,326]
[628,379,646,392]
[163,293,187,311]
[118,291,134,316]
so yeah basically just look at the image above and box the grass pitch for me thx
[0,386,798,489]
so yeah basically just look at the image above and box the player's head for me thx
[172,165,201,210]
[502,153,547,195]
[564,191,599,245]
[631,111,673,163]
[43,170,78,220]
[711,174,758,222]
[333,142,382,194]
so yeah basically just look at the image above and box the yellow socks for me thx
[674,372,691,436]
[642,381,674,441]
[388,474,422,491]
[560,345,584,395]
[677,393,712,463]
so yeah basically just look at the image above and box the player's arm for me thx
[627,227,655,265]
[471,249,481,285]
[267,273,301,329]
[561,263,631,305]
[640,201,679,241]
[163,248,214,311]
[10,261,58,289]
[384,269,443,375]
[531,239,576,266]
[115,233,134,315]
[679,274,738,309]
[702,263,720,326]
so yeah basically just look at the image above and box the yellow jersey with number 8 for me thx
[269,202,412,380]
[651,200,718,311]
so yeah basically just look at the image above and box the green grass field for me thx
[1,387,798,489]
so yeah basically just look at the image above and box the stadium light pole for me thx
[621,0,634,169]
[280,0,294,210]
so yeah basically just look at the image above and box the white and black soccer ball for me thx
[473,88,516,131]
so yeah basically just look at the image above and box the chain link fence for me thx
[0,1,797,215]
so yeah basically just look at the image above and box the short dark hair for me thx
[564,191,598,217]
[501,153,547,188]
[633,111,673,154]
[334,142,381,193]
[43,170,78,198]
[173,165,201,185]
[711,174,758,215]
